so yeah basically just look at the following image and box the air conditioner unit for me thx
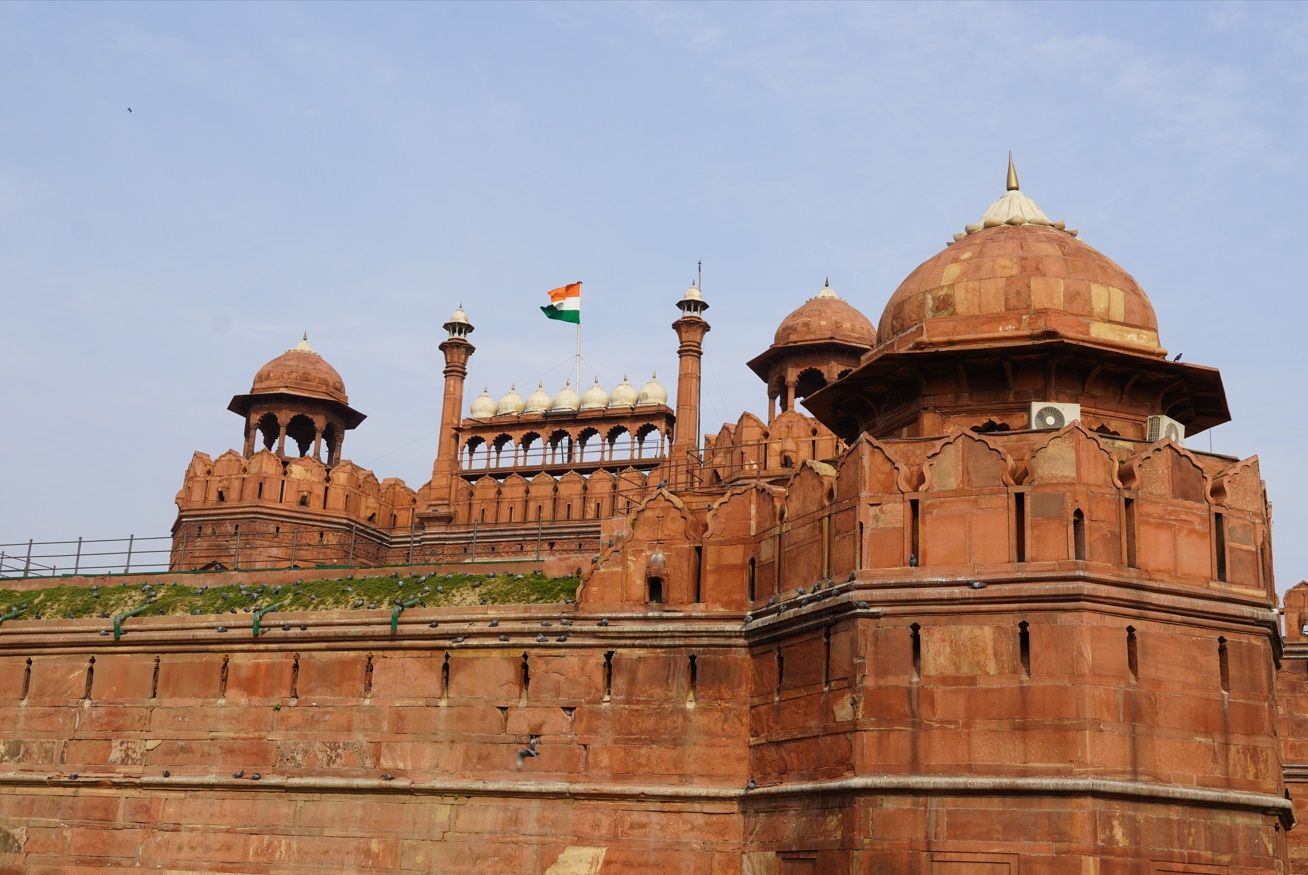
[1147,414,1185,445]
[1029,402,1080,430]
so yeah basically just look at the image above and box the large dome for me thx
[250,336,349,404]
[877,223,1161,356]
[773,282,876,349]
[877,162,1163,357]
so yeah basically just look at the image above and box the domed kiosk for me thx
[804,159,1229,441]
[228,334,366,464]
[747,280,877,421]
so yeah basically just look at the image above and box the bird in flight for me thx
[126,107,133,113]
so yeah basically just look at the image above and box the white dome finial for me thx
[496,384,525,416]
[609,375,638,408]
[524,382,552,414]
[550,380,581,413]
[953,155,1070,240]
[637,373,667,406]
[469,386,496,419]
[580,376,609,411]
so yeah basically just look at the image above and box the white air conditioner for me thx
[1147,414,1185,445]
[1029,402,1080,430]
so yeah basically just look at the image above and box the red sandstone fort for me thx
[4,160,1308,873]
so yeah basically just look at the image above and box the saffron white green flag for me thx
[541,282,581,324]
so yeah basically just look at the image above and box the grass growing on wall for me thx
[0,571,579,622]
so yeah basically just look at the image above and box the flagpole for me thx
[575,281,582,389]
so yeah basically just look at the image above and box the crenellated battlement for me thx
[579,424,1274,618]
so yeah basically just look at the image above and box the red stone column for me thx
[671,285,710,487]
[428,309,476,521]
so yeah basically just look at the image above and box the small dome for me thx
[524,382,552,414]
[496,385,525,416]
[550,381,580,413]
[677,282,709,316]
[250,334,349,405]
[637,373,667,406]
[772,281,877,349]
[443,304,474,338]
[580,378,609,411]
[469,387,496,419]
[609,375,638,408]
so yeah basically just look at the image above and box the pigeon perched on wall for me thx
[515,737,540,769]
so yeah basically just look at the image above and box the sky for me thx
[2,1,1306,589]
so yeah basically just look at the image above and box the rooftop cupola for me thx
[230,333,364,465]
[747,278,876,421]
[677,282,709,317]
[443,304,474,339]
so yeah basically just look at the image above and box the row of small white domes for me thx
[469,375,668,418]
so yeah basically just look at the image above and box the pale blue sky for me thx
[2,2,1306,588]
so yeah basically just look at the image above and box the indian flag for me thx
[540,282,582,324]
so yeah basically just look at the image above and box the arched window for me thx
[257,413,280,452]
[636,424,664,460]
[647,577,664,604]
[577,427,600,462]
[607,426,632,461]
[519,432,542,466]
[285,414,316,458]
[491,434,515,468]
[1072,508,1086,561]
[795,367,827,401]
[548,430,573,465]
[463,436,487,470]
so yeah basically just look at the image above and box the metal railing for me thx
[0,535,173,578]
[0,516,604,582]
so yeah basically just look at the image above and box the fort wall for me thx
[0,579,1289,872]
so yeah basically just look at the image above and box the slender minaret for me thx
[671,282,710,486]
[428,305,475,521]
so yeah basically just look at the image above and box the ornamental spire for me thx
[1006,151,1020,191]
